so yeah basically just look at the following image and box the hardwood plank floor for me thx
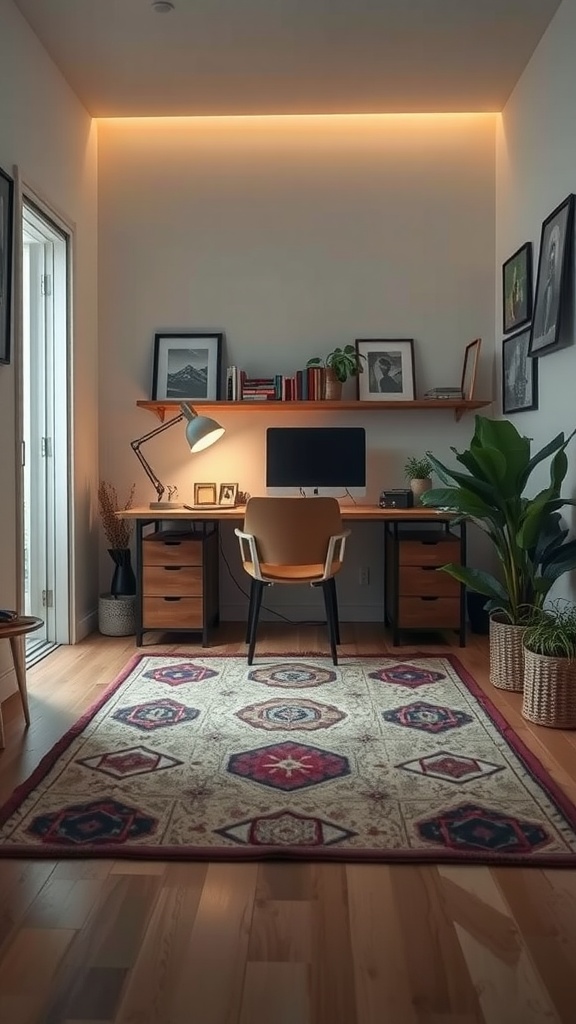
[0,623,575,1023]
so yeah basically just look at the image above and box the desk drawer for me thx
[143,536,203,567]
[143,597,203,629]
[399,538,460,566]
[398,597,460,628]
[400,566,460,597]
[143,566,203,597]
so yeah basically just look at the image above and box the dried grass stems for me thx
[98,481,136,549]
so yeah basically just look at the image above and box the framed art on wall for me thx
[529,194,574,357]
[355,339,415,401]
[460,338,481,400]
[152,332,223,401]
[502,328,538,414]
[502,242,532,334]
[0,165,14,365]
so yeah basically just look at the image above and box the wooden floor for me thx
[1,623,576,1023]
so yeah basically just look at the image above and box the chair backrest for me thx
[244,497,343,566]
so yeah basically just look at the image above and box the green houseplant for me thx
[404,454,433,505]
[522,602,576,728]
[306,345,366,399]
[420,416,576,689]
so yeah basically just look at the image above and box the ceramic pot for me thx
[409,477,432,505]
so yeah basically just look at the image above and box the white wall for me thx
[98,113,496,621]
[0,0,99,697]
[497,0,576,603]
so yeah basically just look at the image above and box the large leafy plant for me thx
[420,416,576,624]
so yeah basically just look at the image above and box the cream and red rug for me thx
[1,654,576,864]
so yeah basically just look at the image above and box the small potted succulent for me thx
[404,454,433,505]
[306,345,366,400]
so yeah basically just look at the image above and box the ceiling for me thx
[13,0,561,118]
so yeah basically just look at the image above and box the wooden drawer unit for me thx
[384,522,466,646]
[137,527,219,646]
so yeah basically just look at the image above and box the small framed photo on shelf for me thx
[460,338,481,400]
[502,242,532,334]
[0,165,15,365]
[529,193,575,357]
[355,339,415,401]
[502,328,538,414]
[218,482,238,507]
[152,332,223,401]
[193,482,218,506]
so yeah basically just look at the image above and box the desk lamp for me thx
[131,401,225,508]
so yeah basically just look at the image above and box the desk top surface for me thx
[121,504,454,522]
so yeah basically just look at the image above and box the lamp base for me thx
[149,501,185,509]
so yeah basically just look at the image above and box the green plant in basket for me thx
[420,416,576,625]
[404,455,433,481]
[523,602,576,660]
[306,345,366,383]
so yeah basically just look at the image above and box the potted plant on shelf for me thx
[420,416,576,691]
[404,454,433,505]
[97,481,137,636]
[522,602,576,728]
[306,345,366,400]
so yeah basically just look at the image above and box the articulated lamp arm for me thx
[130,413,184,506]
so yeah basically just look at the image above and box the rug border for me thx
[2,651,576,866]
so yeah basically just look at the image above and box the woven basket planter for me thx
[522,646,576,728]
[489,614,527,691]
[98,594,136,637]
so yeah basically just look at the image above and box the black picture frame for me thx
[0,165,14,366]
[502,328,538,414]
[529,194,574,357]
[355,338,416,400]
[502,241,532,334]
[152,332,223,401]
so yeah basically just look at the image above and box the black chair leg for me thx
[247,580,265,665]
[245,579,256,643]
[327,576,341,645]
[320,580,338,665]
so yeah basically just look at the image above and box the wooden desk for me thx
[120,506,465,646]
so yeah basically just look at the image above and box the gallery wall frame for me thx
[355,338,415,401]
[152,332,223,401]
[502,328,538,415]
[502,242,532,335]
[0,165,14,366]
[529,193,575,358]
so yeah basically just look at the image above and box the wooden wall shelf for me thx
[137,398,491,423]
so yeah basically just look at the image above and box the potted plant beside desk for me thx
[421,416,576,691]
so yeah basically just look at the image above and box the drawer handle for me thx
[163,541,183,547]
[421,566,438,572]
[164,566,183,571]
[163,597,182,603]
[420,596,439,602]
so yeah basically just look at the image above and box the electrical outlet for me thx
[359,566,370,586]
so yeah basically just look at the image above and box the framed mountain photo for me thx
[152,332,223,400]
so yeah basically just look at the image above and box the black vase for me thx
[466,590,490,635]
[108,548,136,597]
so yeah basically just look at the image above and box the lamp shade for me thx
[181,402,225,452]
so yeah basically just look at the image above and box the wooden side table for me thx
[0,615,43,749]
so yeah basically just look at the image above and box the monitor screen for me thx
[266,427,366,488]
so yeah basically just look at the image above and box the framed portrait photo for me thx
[355,338,415,401]
[0,165,15,366]
[218,482,238,507]
[461,338,481,400]
[502,242,532,334]
[502,328,538,415]
[529,194,575,357]
[152,332,223,401]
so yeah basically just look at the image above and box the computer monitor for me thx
[266,427,366,491]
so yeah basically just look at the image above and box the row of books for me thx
[225,366,327,402]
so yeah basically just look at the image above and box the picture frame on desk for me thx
[218,482,238,506]
[193,482,218,506]
[152,332,223,401]
[355,339,415,401]
[0,165,14,366]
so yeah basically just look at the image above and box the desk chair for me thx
[235,497,350,665]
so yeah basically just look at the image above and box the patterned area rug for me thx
[2,654,576,864]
